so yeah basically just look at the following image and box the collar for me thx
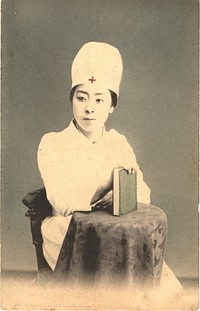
[71,119,106,144]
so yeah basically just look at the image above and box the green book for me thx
[113,168,137,216]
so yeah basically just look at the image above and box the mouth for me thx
[83,118,96,121]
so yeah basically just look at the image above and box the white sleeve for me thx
[37,133,92,216]
[120,135,151,204]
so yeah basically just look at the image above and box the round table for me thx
[54,203,167,287]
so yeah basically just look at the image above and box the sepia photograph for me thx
[1,0,198,310]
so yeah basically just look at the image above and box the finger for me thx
[128,168,135,174]
[123,167,132,174]
[102,202,112,208]
[101,198,112,206]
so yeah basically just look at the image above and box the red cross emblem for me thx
[88,76,96,83]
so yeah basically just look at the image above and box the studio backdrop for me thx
[2,0,198,279]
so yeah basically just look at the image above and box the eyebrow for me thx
[76,90,104,96]
[76,90,89,96]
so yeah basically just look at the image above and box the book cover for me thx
[113,168,137,216]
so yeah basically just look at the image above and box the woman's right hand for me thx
[91,190,113,209]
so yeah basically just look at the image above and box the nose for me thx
[85,101,95,113]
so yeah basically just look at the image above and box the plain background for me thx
[2,0,198,279]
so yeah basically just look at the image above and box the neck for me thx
[74,121,104,143]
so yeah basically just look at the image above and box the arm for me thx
[119,135,151,204]
[91,132,151,208]
[37,133,92,216]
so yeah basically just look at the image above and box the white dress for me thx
[37,120,151,270]
[37,120,183,296]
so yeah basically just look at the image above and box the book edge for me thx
[113,168,121,216]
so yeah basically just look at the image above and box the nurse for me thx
[38,42,151,271]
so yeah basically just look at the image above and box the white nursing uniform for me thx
[38,120,151,270]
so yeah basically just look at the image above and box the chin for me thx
[78,124,96,133]
[82,123,101,131]
[85,126,98,133]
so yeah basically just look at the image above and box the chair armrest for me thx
[23,187,53,272]
[23,187,52,220]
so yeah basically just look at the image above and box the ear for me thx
[109,106,114,114]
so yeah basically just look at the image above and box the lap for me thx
[41,215,72,245]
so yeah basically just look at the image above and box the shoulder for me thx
[38,127,70,151]
[107,128,137,159]
[39,131,57,143]
[107,128,131,145]
[38,131,57,149]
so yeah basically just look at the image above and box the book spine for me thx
[113,169,120,216]
[135,171,137,209]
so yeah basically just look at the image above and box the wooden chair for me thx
[23,187,53,272]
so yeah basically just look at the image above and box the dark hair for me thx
[70,85,118,107]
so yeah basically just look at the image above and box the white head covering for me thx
[71,42,123,97]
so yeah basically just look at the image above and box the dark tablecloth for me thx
[54,203,167,286]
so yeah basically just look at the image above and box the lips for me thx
[83,118,96,121]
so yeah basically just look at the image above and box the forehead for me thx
[75,84,110,96]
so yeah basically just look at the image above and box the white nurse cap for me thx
[71,42,123,97]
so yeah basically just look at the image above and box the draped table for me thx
[54,203,167,287]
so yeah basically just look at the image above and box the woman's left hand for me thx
[124,167,135,174]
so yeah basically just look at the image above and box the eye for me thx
[96,98,104,103]
[77,96,86,102]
